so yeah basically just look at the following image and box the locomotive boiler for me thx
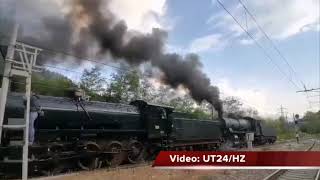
[223,117,277,146]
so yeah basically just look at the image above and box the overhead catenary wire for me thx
[215,0,319,112]
[0,41,154,80]
[0,43,156,96]
[216,0,301,90]
[0,39,136,74]
[237,0,307,88]
[237,0,318,109]
[0,42,136,84]
[1,27,306,93]
[1,17,316,111]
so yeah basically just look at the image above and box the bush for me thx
[300,111,320,134]
[264,118,295,140]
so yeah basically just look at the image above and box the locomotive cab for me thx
[130,100,173,140]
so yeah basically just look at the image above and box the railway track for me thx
[263,141,319,180]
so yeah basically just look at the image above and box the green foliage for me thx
[300,111,320,134]
[80,66,105,92]
[10,69,76,97]
[264,117,295,140]
[139,75,156,102]
[191,108,212,119]
[223,96,244,116]
[105,69,141,103]
[169,95,194,113]
[168,95,213,120]
[80,66,106,101]
[222,96,258,118]
[2,64,266,122]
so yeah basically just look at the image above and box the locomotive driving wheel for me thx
[40,143,66,176]
[40,164,66,176]
[78,142,101,170]
[127,140,145,164]
[105,141,126,167]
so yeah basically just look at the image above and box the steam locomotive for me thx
[0,92,276,177]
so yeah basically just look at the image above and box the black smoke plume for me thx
[7,0,223,116]
[68,0,222,116]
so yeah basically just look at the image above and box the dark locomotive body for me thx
[169,112,223,149]
[0,93,276,177]
[5,94,146,142]
[223,117,277,147]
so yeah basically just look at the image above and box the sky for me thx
[1,0,319,118]
[151,0,320,117]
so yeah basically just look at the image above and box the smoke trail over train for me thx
[1,0,223,116]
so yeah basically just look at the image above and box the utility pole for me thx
[297,88,320,110]
[278,105,288,131]
[279,105,287,120]
[0,23,18,140]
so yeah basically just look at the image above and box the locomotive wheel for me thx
[142,143,158,160]
[220,140,234,150]
[78,142,101,170]
[38,143,66,175]
[50,143,64,152]
[105,141,125,167]
[96,140,109,168]
[127,140,145,164]
[40,165,66,176]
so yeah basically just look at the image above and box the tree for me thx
[80,66,106,100]
[168,95,212,119]
[169,95,194,113]
[300,111,320,134]
[222,96,245,117]
[264,117,294,140]
[152,85,172,105]
[191,107,212,119]
[106,69,141,103]
[139,75,157,102]
[10,69,76,97]
[244,107,259,117]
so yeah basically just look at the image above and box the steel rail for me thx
[263,141,318,180]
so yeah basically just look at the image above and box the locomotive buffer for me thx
[0,24,43,180]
